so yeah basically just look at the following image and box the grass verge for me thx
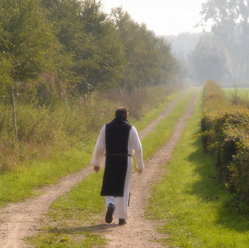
[26,89,196,247]
[0,89,187,207]
[25,169,107,247]
[0,142,95,207]
[132,90,186,132]
[148,90,249,247]
[142,89,195,160]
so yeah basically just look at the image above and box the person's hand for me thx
[94,166,100,173]
[137,168,142,174]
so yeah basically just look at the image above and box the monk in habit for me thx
[90,107,144,225]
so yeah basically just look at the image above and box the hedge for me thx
[201,80,249,214]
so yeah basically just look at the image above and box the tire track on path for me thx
[0,90,189,248]
[103,90,199,248]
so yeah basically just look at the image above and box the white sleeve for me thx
[130,126,144,170]
[90,125,106,167]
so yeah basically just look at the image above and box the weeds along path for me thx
[103,90,198,248]
[0,90,190,248]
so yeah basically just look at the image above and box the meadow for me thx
[27,86,249,247]
[0,86,185,207]
[148,90,249,247]
[25,89,196,247]
[223,87,249,106]
[6,82,249,247]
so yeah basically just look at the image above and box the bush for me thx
[201,80,249,214]
[0,85,175,173]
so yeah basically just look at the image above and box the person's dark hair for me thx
[115,107,128,118]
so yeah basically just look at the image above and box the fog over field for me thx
[102,0,249,87]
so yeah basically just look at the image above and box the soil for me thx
[0,89,197,248]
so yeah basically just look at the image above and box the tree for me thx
[200,0,249,81]
[75,0,125,98]
[0,0,63,139]
[0,0,62,85]
[111,7,161,91]
[154,37,181,86]
[42,0,126,103]
[189,35,232,84]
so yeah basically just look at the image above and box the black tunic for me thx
[100,115,132,197]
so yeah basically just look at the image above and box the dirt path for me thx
[103,90,198,248]
[0,90,192,248]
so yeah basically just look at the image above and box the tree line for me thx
[188,0,249,85]
[0,0,184,106]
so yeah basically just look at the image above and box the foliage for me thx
[0,85,179,173]
[166,32,200,62]
[189,35,232,84]
[201,80,249,214]
[24,89,194,247]
[149,91,249,247]
[142,90,196,160]
[0,98,114,172]
[0,0,183,105]
[111,7,182,92]
[200,0,249,81]
[0,0,64,102]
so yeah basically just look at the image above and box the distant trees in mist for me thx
[166,0,249,85]
[189,35,232,83]
[196,0,249,84]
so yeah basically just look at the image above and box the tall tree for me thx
[42,0,125,101]
[0,0,63,95]
[111,7,161,91]
[189,35,232,84]
[155,37,181,86]
[0,0,63,139]
[200,0,249,80]
[76,0,125,97]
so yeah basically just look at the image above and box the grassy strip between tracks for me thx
[25,90,196,247]
[0,90,186,208]
[148,90,249,247]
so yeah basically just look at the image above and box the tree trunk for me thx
[11,87,18,142]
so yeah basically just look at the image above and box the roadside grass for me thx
[25,170,107,248]
[148,90,249,247]
[0,142,95,207]
[142,89,195,160]
[132,90,186,132]
[26,88,196,247]
[0,89,187,208]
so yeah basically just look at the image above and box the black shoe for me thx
[118,218,126,225]
[105,203,115,224]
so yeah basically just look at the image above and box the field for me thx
[1,84,249,247]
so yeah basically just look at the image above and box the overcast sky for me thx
[101,0,208,36]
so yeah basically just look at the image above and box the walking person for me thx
[90,107,144,225]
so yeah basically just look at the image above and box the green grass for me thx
[132,90,186,132]
[0,89,187,207]
[26,88,197,247]
[148,90,249,247]
[223,88,249,100]
[0,142,95,207]
[142,89,196,160]
[26,170,107,247]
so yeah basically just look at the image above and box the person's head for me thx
[115,107,129,119]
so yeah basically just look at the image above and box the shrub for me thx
[0,85,175,173]
[201,80,249,214]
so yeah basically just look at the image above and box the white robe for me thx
[90,124,144,219]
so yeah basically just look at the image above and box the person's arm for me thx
[130,126,144,174]
[90,125,106,173]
